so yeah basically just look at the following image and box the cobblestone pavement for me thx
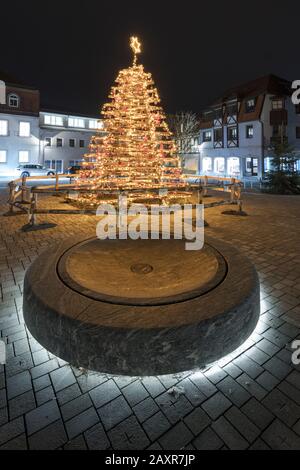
[0,189,300,450]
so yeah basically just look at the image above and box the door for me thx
[246,157,258,176]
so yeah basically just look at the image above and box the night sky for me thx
[1,1,299,116]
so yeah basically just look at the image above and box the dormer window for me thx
[8,93,20,108]
[245,98,256,113]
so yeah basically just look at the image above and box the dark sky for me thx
[1,0,299,116]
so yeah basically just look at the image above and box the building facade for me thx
[0,73,102,176]
[189,75,300,180]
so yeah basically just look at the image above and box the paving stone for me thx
[262,389,300,427]
[159,421,193,450]
[143,411,171,441]
[25,400,61,435]
[28,419,67,450]
[217,376,251,407]
[263,356,293,380]
[0,388,6,409]
[61,393,93,421]
[32,374,51,393]
[9,390,36,419]
[256,338,280,356]
[89,379,121,408]
[278,380,300,406]
[35,385,56,406]
[233,355,263,379]
[184,407,210,436]
[176,378,206,406]
[204,365,227,384]
[0,433,27,450]
[278,323,300,339]
[32,349,49,366]
[50,365,76,392]
[98,394,132,432]
[56,383,82,406]
[286,370,300,390]
[84,422,110,450]
[64,434,87,450]
[201,392,232,420]
[142,376,165,398]
[249,438,270,450]
[223,363,243,379]
[212,417,249,450]
[225,406,260,443]
[245,346,270,365]
[133,397,159,423]
[6,370,32,399]
[189,372,217,397]
[0,372,5,389]
[0,407,8,426]
[262,328,290,348]
[236,373,268,400]
[30,359,59,379]
[13,338,30,356]
[122,380,149,407]
[256,370,280,391]
[241,397,274,430]
[0,416,24,445]
[193,426,224,450]
[76,372,108,393]
[262,419,300,450]
[108,415,149,450]
[65,407,99,440]
[156,391,193,424]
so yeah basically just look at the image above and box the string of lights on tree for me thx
[78,36,186,203]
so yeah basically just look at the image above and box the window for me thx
[44,115,63,126]
[68,117,85,128]
[296,127,300,139]
[202,130,212,142]
[45,138,51,146]
[227,157,240,175]
[202,157,212,172]
[295,104,300,114]
[227,126,237,140]
[19,122,31,137]
[214,128,223,142]
[246,125,254,139]
[69,139,75,147]
[272,99,283,110]
[89,120,103,129]
[8,94,19,108]
[79,140,85,148]
[56,138,63,147]
[214,157,225,173]
[0,120,8,136]
[19,151,29,163]
[0,150,7,163]
[245,98,256,113]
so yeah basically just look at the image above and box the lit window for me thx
[272,99,283,110]
[0,120,8,136]
[68,117,85,128]
[202,130,212,142]
[0,150,7,163]
[227,157,240,175]
[19,122,31,137]
[246,125,254,138]
[227,126,237,140]
[44,115,63,126]
[89,120,103,129]
[214,157,225,173]
[8,94,19,108]
[19,151,29,163]
[245,98,256,113]
[202,157,212,172]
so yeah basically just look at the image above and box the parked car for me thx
[16,164,56,178]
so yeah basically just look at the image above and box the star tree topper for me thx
[130,36,142,65]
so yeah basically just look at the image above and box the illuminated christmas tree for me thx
[80,37,183,194]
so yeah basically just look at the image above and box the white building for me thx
[184,75,300,180]
[0,72,103,176]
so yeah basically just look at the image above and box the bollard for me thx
[29,192,38,226]
[21,175,27,203]
[7,181,16,213]
[204,176,208,196]
[55,174,59,191]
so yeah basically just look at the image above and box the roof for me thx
[40,107,99,120]
[211,74,291,107]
